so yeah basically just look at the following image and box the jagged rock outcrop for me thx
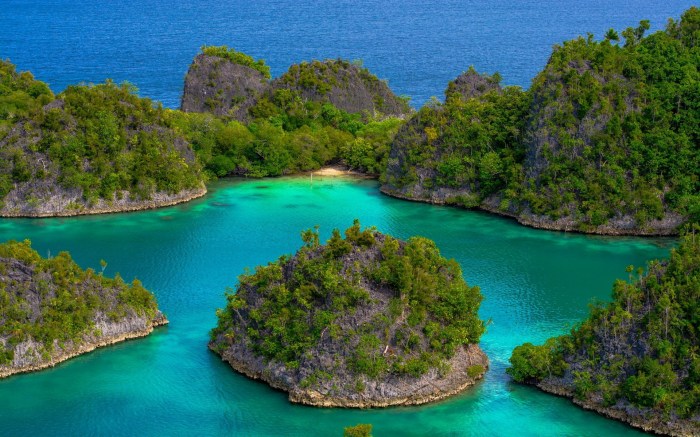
[0,240,168,378]
[180,49,412,121]
[271,59,412,118]
[445,68,502,101]
[180,53,270,120]
[210,221,487,407]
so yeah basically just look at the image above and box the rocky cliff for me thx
[271,59,411,118]
[0,240,168,378]
[210,221,487,407]
[180,53,270,120]
[180,48,412,121]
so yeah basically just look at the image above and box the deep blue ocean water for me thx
[1,0,697,108]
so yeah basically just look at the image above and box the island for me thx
[381,7,699,236]
[209,220,487,407]
[0,240,167,378]
[0,60,206,217]
[507,226,700,436]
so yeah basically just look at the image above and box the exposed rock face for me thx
[0,242,168,378]
[1,312,167,378]
[180,53,412,121]
[0,184,206,218]
[271,60,412,118]
[210,223,487,407]
[445,67,501,101]
[180,53,270,120]
[530,379,700,437]
[219,341,487,408]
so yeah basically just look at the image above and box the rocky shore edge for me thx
[0,186,207,218]
[0,312,168,379]
[379,186,683,237]
[532,380,700,437]
[210,343,488,408]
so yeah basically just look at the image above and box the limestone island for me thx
[381,7,700,236]
[508,226,700,436]
[210,220,487,407]
[0,240,167,378]
[0,60,205,218]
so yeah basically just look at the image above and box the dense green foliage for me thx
[0,240,160,365]
[0,61,204,208]
[211,221,484,380]
[523,7,700,228]
[171,98,403,177]
[508,225,700,420]
[343,423,373,437]
[386,7,700,232]
[200,46,271,79]
[179,52,409,178]
[385,69,529,207]
[0,60,53,129]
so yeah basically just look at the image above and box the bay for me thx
[0,177,671,435]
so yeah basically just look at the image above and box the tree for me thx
[344,424,373,437]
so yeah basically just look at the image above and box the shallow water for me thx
[0,177,673,436]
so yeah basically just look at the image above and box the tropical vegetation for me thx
[0,239,161,365]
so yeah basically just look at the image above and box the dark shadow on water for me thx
[211,202,233,208]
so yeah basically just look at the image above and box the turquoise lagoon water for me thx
[0,177,673,436]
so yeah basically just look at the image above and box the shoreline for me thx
[379,186,681,237]
[0,186,207,219]
[531,380,699,437]
[0,171,683,238]
[211,343,489,409]
[0,315,168,379]
[306,165,375,179]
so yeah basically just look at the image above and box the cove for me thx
[0,176,672,436]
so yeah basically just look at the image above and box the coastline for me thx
[531,380,700,437]
[0,313,168,379]
[211,343,489,408]
[0,186,207,219]
[307,165,375,179]
[379,186,683,237]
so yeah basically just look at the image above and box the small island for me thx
[210,220,487,407]
[507,226,700,436]
[0,60,206,217]
[0,240,167,378]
